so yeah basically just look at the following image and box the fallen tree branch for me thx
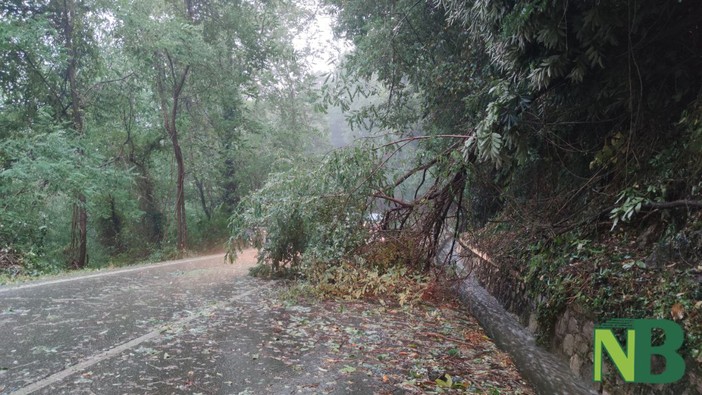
[382,133,473,148]
[456,238,500,269]
[392,142,462,188]
[393,157,439,188]
[642,200,702,210]
[372,192,414,207]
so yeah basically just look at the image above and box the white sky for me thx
[292,11,351,74]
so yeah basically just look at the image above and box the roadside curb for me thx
[437,238,598,395]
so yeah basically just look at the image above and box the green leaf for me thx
[435,374,453,388]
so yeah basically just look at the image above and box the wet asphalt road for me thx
[0,250,302,394]
[0,250,541,395]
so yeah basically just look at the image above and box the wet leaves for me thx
[2,267,533,394]
[252,286,535,394]
[339,365,357,374]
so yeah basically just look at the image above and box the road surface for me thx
[0,250,534,395]
[0,250,290,394]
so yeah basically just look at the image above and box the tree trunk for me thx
[221,157,239,214]
[194,175,211,220]
[172,132,187,250]
[70,193,88,269]
[134,163,164,245]
[62,0,88,269]
[154,51,189,252]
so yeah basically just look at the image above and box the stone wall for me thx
[457,242,702,395]
[552,309,595,383]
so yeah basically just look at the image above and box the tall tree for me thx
[59,0,89,268]
[120,0,205,252]
[153,50,190,251]
[1,0,106,269]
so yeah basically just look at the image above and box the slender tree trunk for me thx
[194,175,211,220]
[172,132,187,250]
[62,0,88,269]
[221,157,239,214]
[135,168,164,245]
[70,194,88,268]
[125,117,164,245]
[154,51,189,252]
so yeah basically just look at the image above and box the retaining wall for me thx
[453,240,702,395]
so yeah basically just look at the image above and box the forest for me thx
[2,0,702,391]
[1,0,331,274]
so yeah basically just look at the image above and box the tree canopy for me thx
[0,0,327,273]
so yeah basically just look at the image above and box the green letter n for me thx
[594,328,636,382]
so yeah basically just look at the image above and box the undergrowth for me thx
[249,235,432,306]
[474,211,702,367]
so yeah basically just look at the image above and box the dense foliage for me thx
[228,0,702,387]
[234,0,702,272]
[0,0,325,276]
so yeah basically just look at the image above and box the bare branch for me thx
[382,133,473,148]
[643,200,702,210]
[373,192,414,207]
[84,72,136,97]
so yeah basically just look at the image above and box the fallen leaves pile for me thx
[257,285,534,394]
